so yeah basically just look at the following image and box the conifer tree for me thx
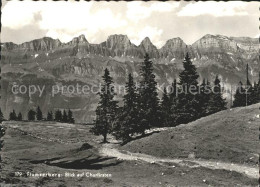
[0,108,4,123]
[62,110,68,123]
[208,75,226,113]
[91,68,118,143]
[169,79,178,126]
[176,53,200,124]
[17,112,23,121]
[27,109,36,121]
[138,53,159,134]
[112,73,139,142]
[199,78,212,117]
[249,82,258,105]
[161,87,171,126]
[9,110,17,121]
[55,110,62,122]
[47,111,54,121]
[36,106,43,121]
[233,81,246,107]
[68,109,75,124]
[257,73,260,103]
[169,79,178,104]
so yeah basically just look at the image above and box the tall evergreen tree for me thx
[208,75,226,113]
[160,87,172,126]
[199,78,212,117]
[257,73,260,103]
[0,108,4,123]
[47,111,54,121]
[91,68,118,143]
[27,109,36,121]
[138,53,160,134]
[62,110,68,123]
[249,82,258,105]
[9,110,17,121]
[169,79,178,104]
[176,53,200,124]
[36,106,43,121]
[17,112,23,121]
[68,109,75,124]
[112,73,139,142]
[169,79,178,126]
[55,110,62,122]
[233,81,246,107]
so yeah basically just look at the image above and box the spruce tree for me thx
[0,108,4,123]
[161,87,171,126]
[169,79,178,126]
[249,82,258,105]
[91,68,118,143]
[68,109,75,124]
[245,78,254,106]
[138,53,160,134]
[112,73,139,142]
[27,109,36,121]
[13,110,17,120]
[176,53,200,124]
[199,78,212,117]
[208,75,226,113]
[62,110,68,123]
[9,110,17,121]
[17,112,23,121]
[47,111,54,121]
[169,79,178,104]
[36,106,43,121]
[257,73,260,103]
[233,81,246,107]
[55,110,62,122]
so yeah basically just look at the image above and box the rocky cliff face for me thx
[139,37,159,59]
[159,37,190,61]
[1,34,259,122]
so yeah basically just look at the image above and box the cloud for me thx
[127,26,164,47]
[178,2,248,17]
[2,1,42,29]
[127,2,180,22]
[2,1,127,42]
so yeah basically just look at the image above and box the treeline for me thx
[7,106,74,123]
[233,73,260,107]
[91,53,227,143]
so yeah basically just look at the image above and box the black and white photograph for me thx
[0,0,259,186]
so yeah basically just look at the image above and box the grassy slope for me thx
[0,120,258,186]
[122,103,260,165]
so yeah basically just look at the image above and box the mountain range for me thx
[1,34,259,122]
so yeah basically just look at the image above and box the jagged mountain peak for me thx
[1,42,18,50]
[160,37,187,52]
[140,37,152,44]
[18,36,62,51]
[69,34,88,45]
[139,37,157,48]
[107,34,130,43]
[105,34,132,50]
[138,37,159,58]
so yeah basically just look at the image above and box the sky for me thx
[1,0,259,48]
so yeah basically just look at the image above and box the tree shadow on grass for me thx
[49,156,122,169]
[120,130,161,146]
[30,155,122,170]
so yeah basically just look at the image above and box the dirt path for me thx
[100,143,258,179]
